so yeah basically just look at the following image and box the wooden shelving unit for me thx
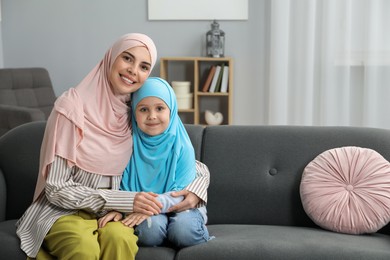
[160,57,233,125]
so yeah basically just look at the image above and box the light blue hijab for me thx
[121,77,196,193]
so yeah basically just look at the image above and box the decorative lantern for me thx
[206,20,225,58]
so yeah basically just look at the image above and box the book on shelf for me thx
[220,65,229,93]
[201,65,216,92]
[208,65,222,93]
[214,63,224,92]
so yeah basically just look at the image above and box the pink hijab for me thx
[33,33,157,200]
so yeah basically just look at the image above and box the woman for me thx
[16,33,210,260]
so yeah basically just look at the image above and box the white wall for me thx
[0,27,3,68]
[0,0,4,68]
[0,0,267,125]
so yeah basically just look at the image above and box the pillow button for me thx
[269,168,278,176]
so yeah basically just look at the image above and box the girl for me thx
[99,77,211,248]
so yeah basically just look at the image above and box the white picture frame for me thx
[148,0,248,20]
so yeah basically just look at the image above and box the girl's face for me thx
[109,46,152,96]
[135,96,170,136]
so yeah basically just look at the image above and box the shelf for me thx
[160,57,233,125]
[178,109,195,113]
[197,92,229,96]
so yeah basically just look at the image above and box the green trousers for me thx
[31,211,138,260]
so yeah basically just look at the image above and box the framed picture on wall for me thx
[148,0,248,20]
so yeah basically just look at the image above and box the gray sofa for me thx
[1,121,390,260]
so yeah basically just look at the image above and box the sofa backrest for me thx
[202,125,390,229]
[184,124,204,161]
[0,68,56,118]
[0,68,56,137]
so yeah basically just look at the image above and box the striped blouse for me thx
[16,156,210,258]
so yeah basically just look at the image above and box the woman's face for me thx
[109,46,152,96]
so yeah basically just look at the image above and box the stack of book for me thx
[201,63,229,93]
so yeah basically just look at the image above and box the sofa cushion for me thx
[137,246,176,260]
[300,146,390,234]
[175,224,390,260]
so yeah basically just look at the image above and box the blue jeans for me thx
[135,208,211,248]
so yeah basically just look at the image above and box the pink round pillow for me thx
[300,146,390,234]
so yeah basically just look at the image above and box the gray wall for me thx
[0,0,267,125]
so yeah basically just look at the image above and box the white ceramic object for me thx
[172,81,191,95]
[205,110,223,125]
[176,93,193,109]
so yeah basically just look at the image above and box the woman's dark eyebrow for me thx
[123,51,152,67]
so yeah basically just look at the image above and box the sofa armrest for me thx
[0,105,46,134]
[0,169,5,221]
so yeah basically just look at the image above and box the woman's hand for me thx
[98,211,123,228]
[133,191,163,216]
[122,213,150,227]
[167,190,200,212]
